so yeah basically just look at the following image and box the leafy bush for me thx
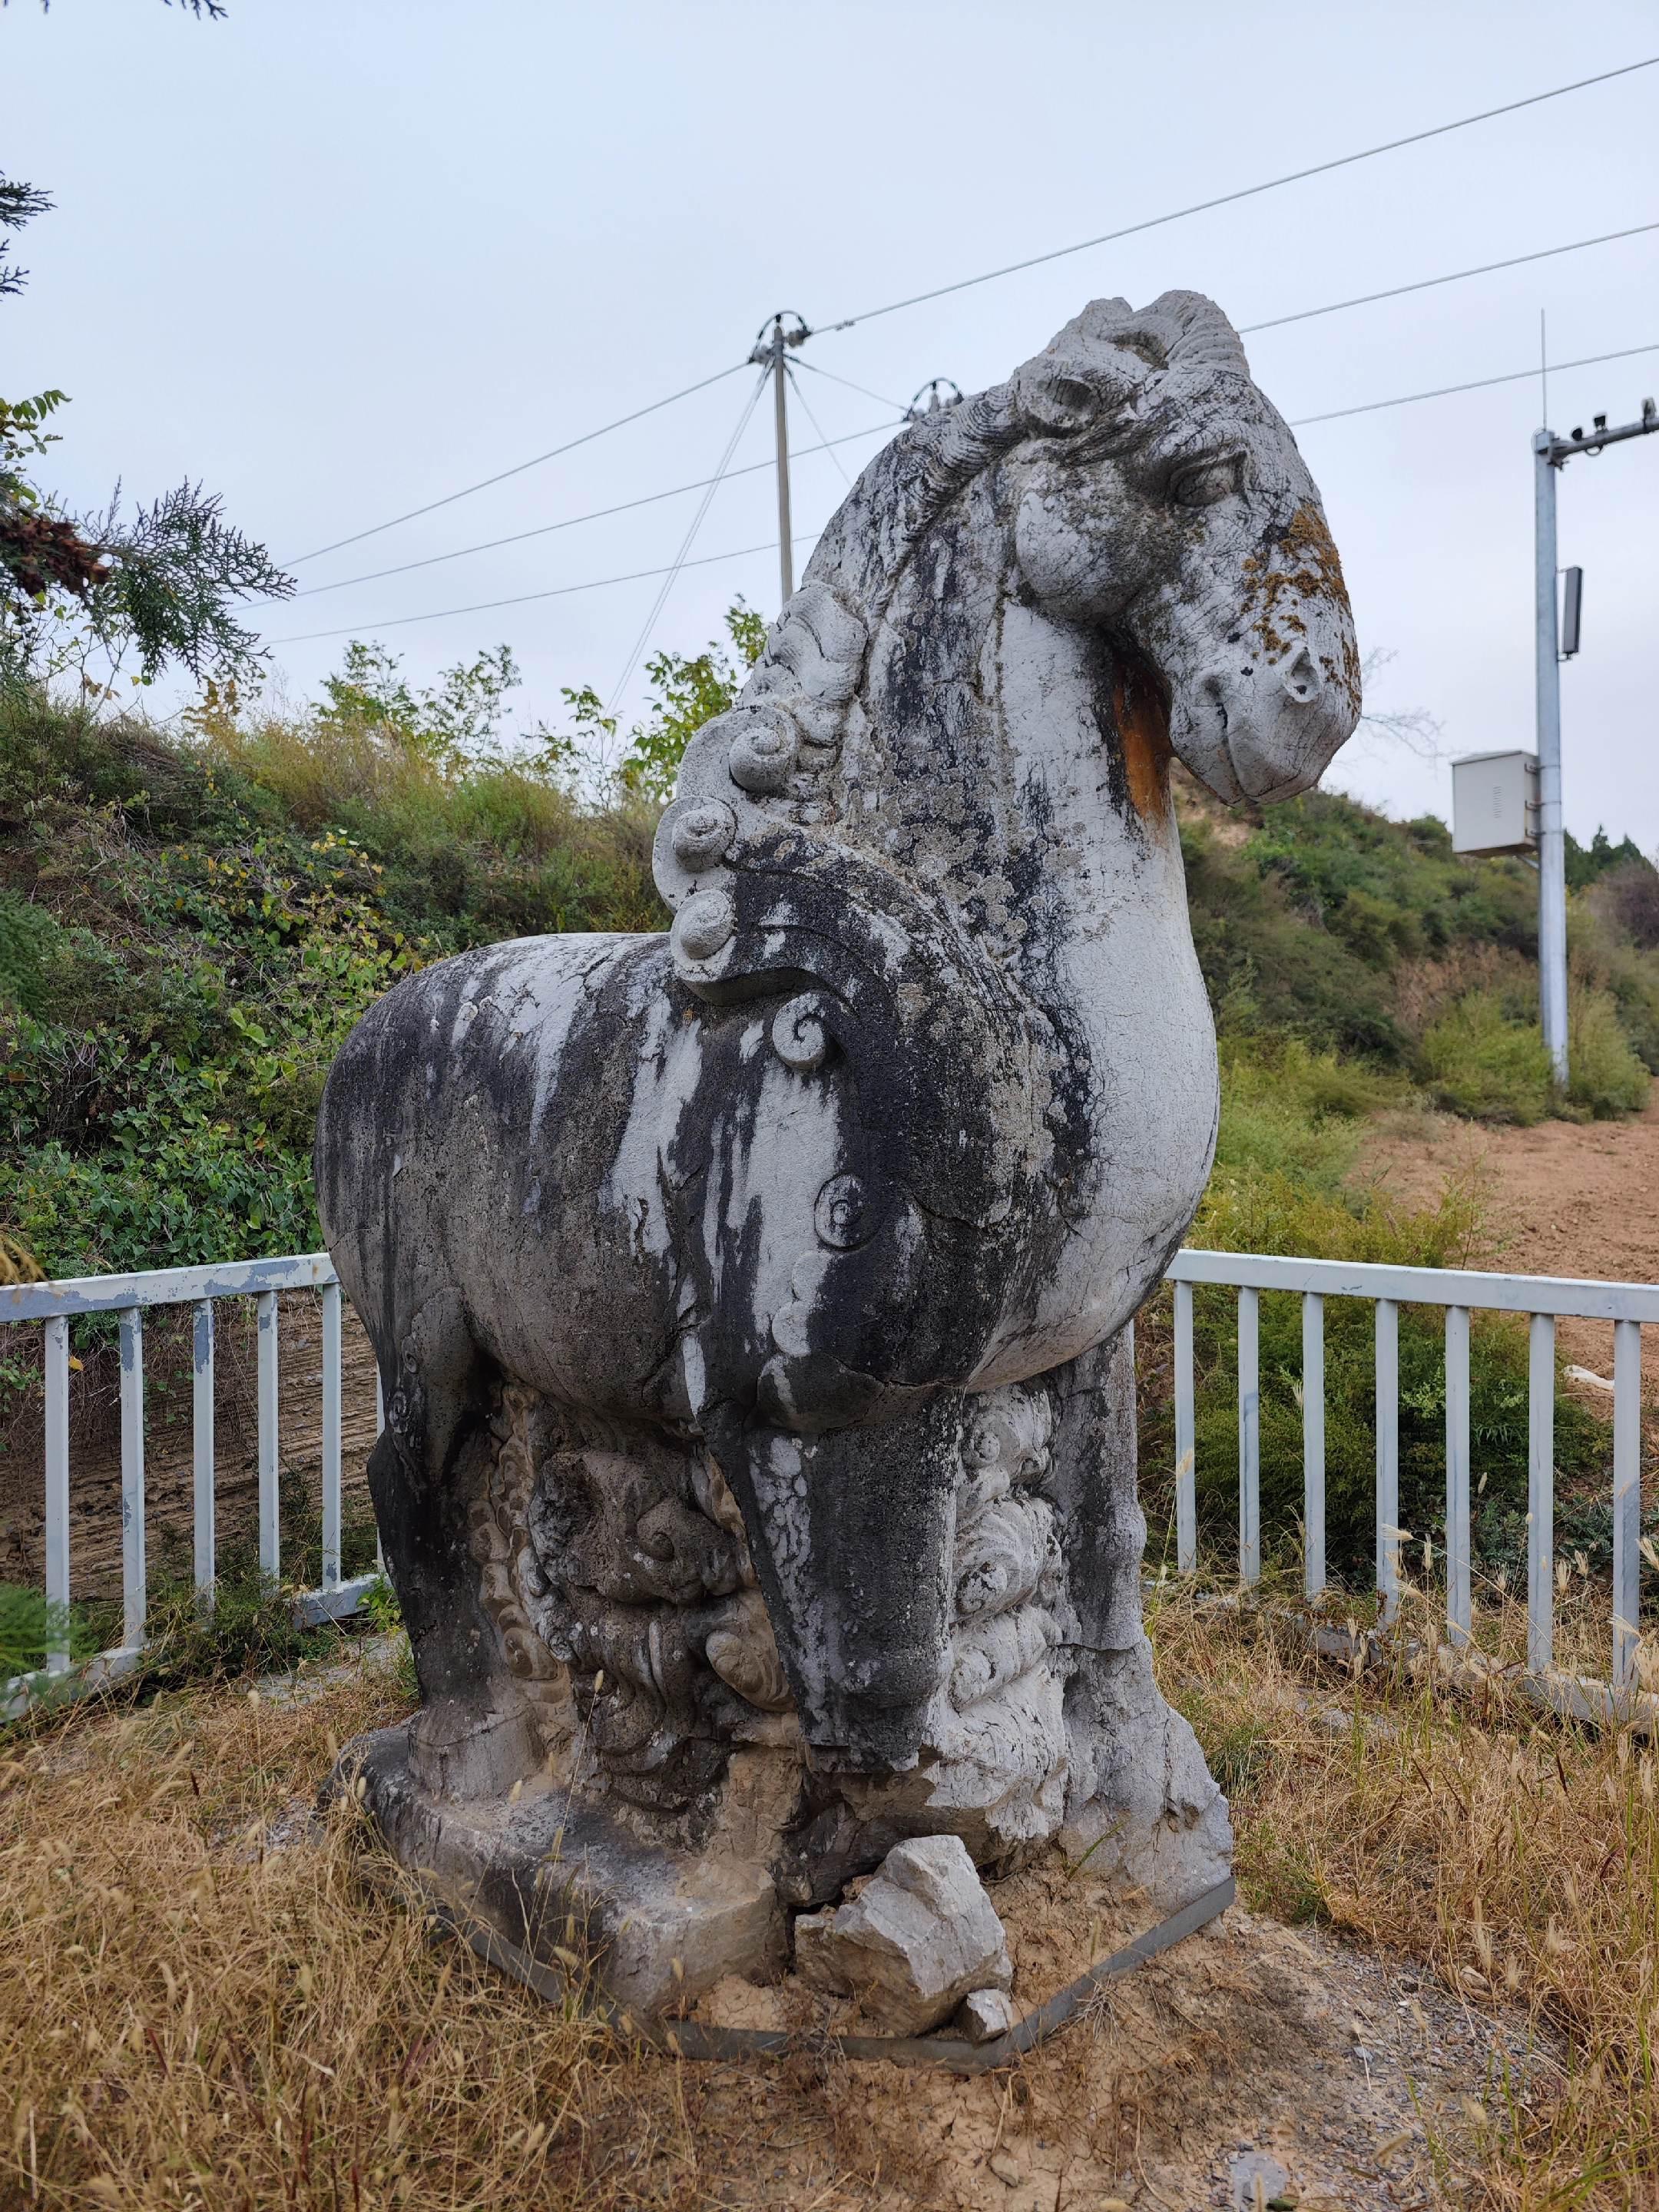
[0,1583,92,1677]
[0,883,58,1010]
[1566,980,1650,1118]
[1214,1038,1396,1194]
[1416,990,1554,1124]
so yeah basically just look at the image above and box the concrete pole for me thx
[1533,429,1568,1091]
[772,321,794,606]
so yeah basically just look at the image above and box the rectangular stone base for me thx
[335,1721,786,2014]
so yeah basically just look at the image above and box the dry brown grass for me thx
[1154,1575,1659,2207]
[0,1656,733,2212]
[8,1596,1659,2209]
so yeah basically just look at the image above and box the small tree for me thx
[557,601,768,804]
[0,167,291,706]
[314,639,529,769]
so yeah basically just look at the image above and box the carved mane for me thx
[651,290,1254,972]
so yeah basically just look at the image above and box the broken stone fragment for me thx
[955,1986,1018,2044]
[792,1833,1012,2035]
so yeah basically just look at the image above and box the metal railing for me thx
[1168,1250,1657,1690]
[2,1252,381,1707]
[5,1244,1654,1714]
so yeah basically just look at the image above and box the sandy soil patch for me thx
[677,1861,1541,2210]
[1356,1091,1659,1406]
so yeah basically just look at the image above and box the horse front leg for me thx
[1045,1326,1234,1908]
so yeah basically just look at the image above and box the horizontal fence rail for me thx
[5,1253,381,1714]
[5,1244,1654,1721]
[1167,1248,1651,1698]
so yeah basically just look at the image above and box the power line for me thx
[790,358,907,412]
[1288,338,1659,427]
[816,57,1659,333]
[1240,219,1659,336]
[267,338,1659,653]
[280,207,1654,597]
[265,534,821,648]
[292,421,895,599]
[608,369,770,706]
[786,363,853,489]
[283,223,1652,607]
[280,360,748,567]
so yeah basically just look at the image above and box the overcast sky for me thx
[5,1,1657,844]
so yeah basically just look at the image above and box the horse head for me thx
[1005,289,1359,805]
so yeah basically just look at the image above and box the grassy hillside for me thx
[3,667,1657,1286]
[5,662,1659,1584]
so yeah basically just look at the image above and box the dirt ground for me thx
[237,1650,1548,2210]
[1356,1088,1659,1395]
[674,1885,1540,2211]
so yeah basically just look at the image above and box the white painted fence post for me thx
[1375,1299,1399,1622]
[1445,1305,1472,1647]
[43,1316,70,1674]
[322,1282,343,1591]
[1528,1312,1556,1673]
[118,1306,145,1650]
[1174,1280,1196,1574]
[1302,1293,1324,1600]
[1613,1317,1642,1692]
[1238,1286,1260,1587]
[192,1299,215,1603]
[257,1291,280,1581]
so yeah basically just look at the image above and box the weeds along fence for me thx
[4,1246,1655,1720]
[2,1254,382,1713]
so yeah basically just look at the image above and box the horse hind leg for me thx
[363,1284,554,1783]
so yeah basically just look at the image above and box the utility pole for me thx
[904,379,965,422]
[1532,396,1657,1088]
[1534,428,1568,1088]
[750,312,809,607]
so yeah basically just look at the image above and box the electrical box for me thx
[1451,750,1538,857]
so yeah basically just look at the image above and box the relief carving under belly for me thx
[469,1378,1078,1849]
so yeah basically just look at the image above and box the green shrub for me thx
[1215,1039,1396,1194]
[0,1583,95,1677]
[1416,989,1554,1123]
[130,1561,323,1689]
[1567,980,1650,1118]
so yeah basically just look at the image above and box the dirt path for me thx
[1356,1090,1659,1392]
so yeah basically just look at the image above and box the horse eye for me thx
[1051,376,1094,416]
[1174,456,1241,508]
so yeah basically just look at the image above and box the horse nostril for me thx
[1279,647,1321,706]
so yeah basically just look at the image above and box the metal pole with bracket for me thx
[1533,397,1657,1091]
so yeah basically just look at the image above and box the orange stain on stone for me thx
[1112,659,1174,825]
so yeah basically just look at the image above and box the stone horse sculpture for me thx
[319,291,1359,2010]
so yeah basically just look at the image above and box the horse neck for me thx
[826,498,1194,1001]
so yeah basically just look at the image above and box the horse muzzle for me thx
[1177,637,1358,806]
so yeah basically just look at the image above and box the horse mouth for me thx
[1197,675,1247,803]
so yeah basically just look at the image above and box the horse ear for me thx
[1134,290,1252,378]
[1015,291,1250,437]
